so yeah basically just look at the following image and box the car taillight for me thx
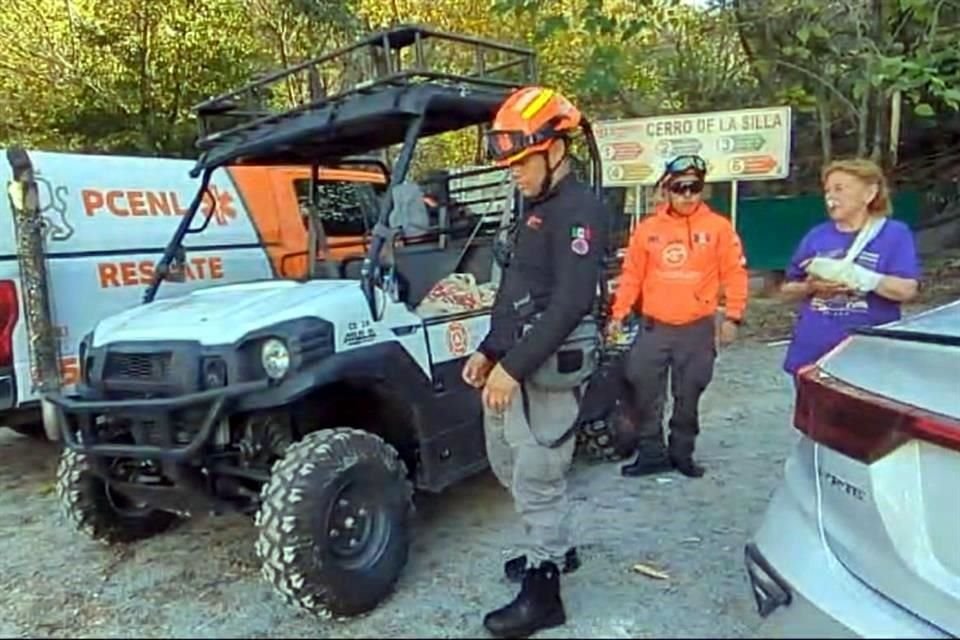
[794,365,960,463]
[0,280,18,368]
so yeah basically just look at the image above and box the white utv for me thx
[44,25,623,619]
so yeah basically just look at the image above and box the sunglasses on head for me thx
[665,154,707,176]
[668,180,704,196]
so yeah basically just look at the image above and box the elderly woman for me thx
[781,158,922,378]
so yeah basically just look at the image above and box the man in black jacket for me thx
[461,86,609,638]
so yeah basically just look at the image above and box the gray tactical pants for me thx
[483,382,579,567]
[623,315,716,459]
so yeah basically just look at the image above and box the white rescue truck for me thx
[0,150,386,435]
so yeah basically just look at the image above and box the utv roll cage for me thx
[143,24,604,319]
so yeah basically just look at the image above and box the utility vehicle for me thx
[43,25,622,618]
[0,150,385,435]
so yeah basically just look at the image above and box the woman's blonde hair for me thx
[821,158,893,217]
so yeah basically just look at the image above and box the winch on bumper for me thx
[45,318,335,461]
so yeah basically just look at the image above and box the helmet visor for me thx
[485,124,563,164]
[486,129,539,164]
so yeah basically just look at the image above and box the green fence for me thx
[706,191,922,271]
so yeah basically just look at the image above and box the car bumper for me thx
[43,380,270,461]
[744,457,951,640]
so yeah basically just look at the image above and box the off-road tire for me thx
[55,449,180,543]
[576,404,639,463]
[576,418,623,462]
[255,427,413,619]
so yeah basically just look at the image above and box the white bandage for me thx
[805,257,883,292]
[804,257,849,283]
[847,263,884,292]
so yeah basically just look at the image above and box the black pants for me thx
[622,315,716,460]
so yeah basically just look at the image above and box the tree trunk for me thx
[889,89,902,168]
[138,4,153,151]
[871,89,886,166]
[857,84,871,158]
[815,84,833,164]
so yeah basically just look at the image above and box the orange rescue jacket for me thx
[610,201,749,326]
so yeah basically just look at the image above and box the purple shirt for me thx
[782,218,922,375]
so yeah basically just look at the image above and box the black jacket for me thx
[478,172,610,381]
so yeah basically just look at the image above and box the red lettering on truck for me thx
[82,187,237,225]
[97,256,225,288]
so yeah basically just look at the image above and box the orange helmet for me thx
[485,86,582,167]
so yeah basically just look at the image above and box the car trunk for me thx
[793,301,960,636]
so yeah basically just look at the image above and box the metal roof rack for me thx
[189,24,537,176]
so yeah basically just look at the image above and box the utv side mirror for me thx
[167,246,187,283]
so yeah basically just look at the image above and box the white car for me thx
[745,299,960,638]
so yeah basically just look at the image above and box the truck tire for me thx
[255,427,413,619]
[55,449,180,543]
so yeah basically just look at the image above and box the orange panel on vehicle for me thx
[226,165,385,278]
[225,165,289,276]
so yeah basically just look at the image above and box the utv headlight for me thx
[260,338,290,380]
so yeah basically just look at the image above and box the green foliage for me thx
[0,0,268,155]
[0,0,956,183]
[730,0,960,170]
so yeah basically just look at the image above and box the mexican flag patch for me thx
[570,224,592,255]
[570,224,592,240]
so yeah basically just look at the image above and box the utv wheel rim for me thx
[104,460,153,517]
[326,481,386,568]
[104,482,153,517]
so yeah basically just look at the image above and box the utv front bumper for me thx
[44,380,269,461]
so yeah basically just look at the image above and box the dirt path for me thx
[1,343,797,639]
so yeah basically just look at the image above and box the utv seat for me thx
[342,181,498,307]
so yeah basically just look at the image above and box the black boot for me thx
[484,561,567,638]
[670,452,705,478]
[504,547,580,583]
[620,451,673,477]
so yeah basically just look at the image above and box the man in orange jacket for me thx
[608,154,748,478]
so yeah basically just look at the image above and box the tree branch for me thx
[766,57,861,116]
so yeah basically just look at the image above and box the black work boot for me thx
[667,435,705,478]
[670,452,705,478]
[484,561,567,638]
[620,450,673,477]
[504,547,580,583]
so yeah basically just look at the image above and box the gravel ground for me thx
[0,343,798,639]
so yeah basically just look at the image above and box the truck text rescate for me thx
[97,256,225,288]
